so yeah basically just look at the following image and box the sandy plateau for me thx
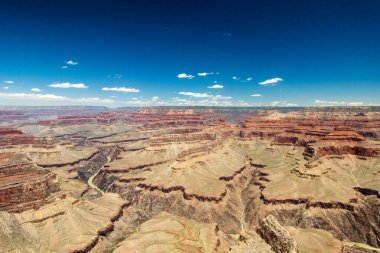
[0,106,380,253]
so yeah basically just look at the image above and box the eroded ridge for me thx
[0,106,379,252]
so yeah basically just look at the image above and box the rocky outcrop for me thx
[1,107,380,252]
[135,183,227,203]
[0,167,59,212]
[68,201,131,253]
[257,215,298,253]
[240,112,380,160]
[273,125,380,159]
[38,150,100,168]
[343,245,379,253]
[264,197,380,248]
[322,126,365,141]
[354,187,380,198]
[314,144,379,157]
[219,162,266,181]
[177,140,222,159]
[150,132,216,143]
[0,128,36,146]
[77,146,118,181]
[90,137,149,144]
[39,115,110,126]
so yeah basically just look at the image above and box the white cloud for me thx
[119,98,158,106]
[212,95,231,100]
[138,96,261,107]
[169,97,257,107]
[177,73,195,79]
[207,84,223,89]
[314,100,364,106]
[251,94,262,97]
[0,92,114,104]
[152,96,159,101]
[348,102,364,106]
[75,97,114,103]
[197,72,218,76]
[31,88,42,92]
[2,87,10,90]
[271,101,298,106]
[178,92,231,100]
[314,100,345,105]
[66,60,78,65]
[178,92,210,98]
[102,87,140,93]
[0,93,67,101]
[259,77,283,86]
[3,80,14,84]
[233,76,252,82]
[61,66,68,69]
[49,82,88,89]
[173,97,188,102]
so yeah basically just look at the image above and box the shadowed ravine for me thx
[87,157,110,194]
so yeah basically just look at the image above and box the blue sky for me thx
[0,0,379,107]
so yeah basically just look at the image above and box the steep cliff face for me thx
[259,123,380,160]
[84,110,380,252]
[113,212,224,253]
[314,144,379,157]
[240,113,380,157]
[76,146,119,184]
[244,151,380,248]
[0,171,59,212]
[0,128,36,146]
[261,197,380,248]
[0,158,59,213]
[150,132,216,143]
[257,215,298,253]
[1,107,380,252]
[303,128,379,159]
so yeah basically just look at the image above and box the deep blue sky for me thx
[0,0,379,106]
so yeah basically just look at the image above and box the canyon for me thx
[0,106,379,253]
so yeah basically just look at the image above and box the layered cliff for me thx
[0,107,379,253]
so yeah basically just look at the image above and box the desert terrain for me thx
[0,106,379,253]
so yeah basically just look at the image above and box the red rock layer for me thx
[0,160,59,212]
[0,128,36,146]
[240,117,380,159]
[37,109,216,128]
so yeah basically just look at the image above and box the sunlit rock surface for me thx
[0,106,379,252]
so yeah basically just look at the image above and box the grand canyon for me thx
[0,106,379,253]
[2,0,380,252]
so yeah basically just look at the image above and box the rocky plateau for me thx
[0,106,379,253]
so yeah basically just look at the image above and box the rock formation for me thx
[0,128,36,146]
[0,106,379,252]
[257,215,298,253]
[0,154,59,213]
